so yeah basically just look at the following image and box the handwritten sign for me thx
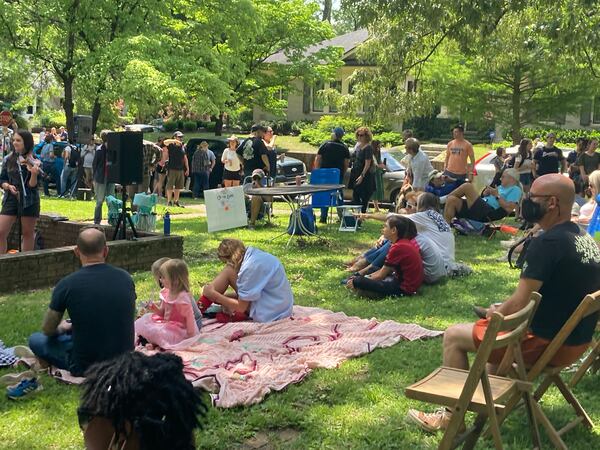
[204,186,247,232]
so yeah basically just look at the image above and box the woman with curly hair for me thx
[349,126,376,213]
[198,239,294,323]
[78,352,207,450]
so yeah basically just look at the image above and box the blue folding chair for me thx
[310,168,341,224]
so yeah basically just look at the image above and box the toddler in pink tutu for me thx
[135,259,200,348]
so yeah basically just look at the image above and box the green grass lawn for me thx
[1,203,599,449]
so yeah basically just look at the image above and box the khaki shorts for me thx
[167,169,185,189]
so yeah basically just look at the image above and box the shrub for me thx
[507,127,600,144]
[183,121,197,132]
[374,131,404,147]
[300,115,402,147]
[163,120,178,132]
[33,110,66,128]
[13,115,30,130]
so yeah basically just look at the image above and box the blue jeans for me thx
[363,240,391,269]
[193,171,210,198]
[42,161,60,196]
[60,166,78,196]
[28,332,73,370]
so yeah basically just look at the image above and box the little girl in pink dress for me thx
[135,259,200,348]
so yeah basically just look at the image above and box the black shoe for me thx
[319,218,327,224]
[167,201,173,207]
[175,202,184,208]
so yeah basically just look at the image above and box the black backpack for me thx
[67,145,80,168]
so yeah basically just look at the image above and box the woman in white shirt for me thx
[579,170,599,226]
[222,135,242,187]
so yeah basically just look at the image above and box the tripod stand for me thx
[112,187,138,240]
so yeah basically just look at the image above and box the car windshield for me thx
[381,151,404,171]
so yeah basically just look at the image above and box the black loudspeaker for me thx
[73,115,93,144]
[107,131,143,185]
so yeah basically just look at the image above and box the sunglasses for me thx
[357,133,366,137]
[526,192,554,200]
[406,203,416,208]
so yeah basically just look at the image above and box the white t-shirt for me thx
[408,151,434,189]
[222,148,241,172]
[415,234,447,284]
[394,210,456,266]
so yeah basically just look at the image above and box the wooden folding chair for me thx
[494,290,600,449]
[405,293,541,450]
[569,322,600,388]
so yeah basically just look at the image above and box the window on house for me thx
[406,80,418,93]
[593,96,600,124]
[312,80,324,112]
[329,80,342,113]
[26,105,33,114]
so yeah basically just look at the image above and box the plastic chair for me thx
[132,193,158,232]
[310,168,341,224]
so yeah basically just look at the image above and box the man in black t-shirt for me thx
[28,227,136,376]
[315,127,350,222]
[408,173,600,433]
[164,131,189,207]
[533,132,566,177]
[238,124,270,178]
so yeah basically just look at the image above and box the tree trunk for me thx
[91,97,102,134]
[214,112,224,136]
[511,67,522,145]
[63,76,75,141]
[322,0,332,22]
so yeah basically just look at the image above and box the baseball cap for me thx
[428,169,444,181]
[173,131,184,138]
[502,168,519,182]
[332,127,345,138]
[251,124,266,133]
[251,169,265,179]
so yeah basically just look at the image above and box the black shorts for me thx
[223,170,241,181]
[457,198,506,222]
[1,195,40,218]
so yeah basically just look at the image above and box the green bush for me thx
[299,128,404,148]
[13,115,30,130]
[183,121,197,132]
[33,110,66,128]
[508,127,600,144]
[374,132,404,147]
[163,120,178,132]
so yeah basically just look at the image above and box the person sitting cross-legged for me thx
[199,239,294,323]
[346,215,424,297]
[28,227,136,377]
[443,168,522,224]
[407,174,600,433]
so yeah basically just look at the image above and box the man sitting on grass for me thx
[443,168,522,224]
[407,174,600,433]
[29,229,136,375]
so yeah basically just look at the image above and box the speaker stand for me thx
[112,187,138,241]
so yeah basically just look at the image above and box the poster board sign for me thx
[205,186,247,232]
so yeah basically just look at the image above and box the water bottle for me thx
[163,211,171,236]
[587,194,600,243]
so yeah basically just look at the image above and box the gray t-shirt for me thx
[415,234,447,284]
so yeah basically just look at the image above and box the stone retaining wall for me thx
[0,215,183,293]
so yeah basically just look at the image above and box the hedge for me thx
[507,127,600,144]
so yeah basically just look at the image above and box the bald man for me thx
[409,174,600,433]
[28,227,136,376]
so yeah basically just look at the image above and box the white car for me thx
[124,124,159,133]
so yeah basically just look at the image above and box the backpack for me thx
[451,218,495,237]
[287,207,317,235]
[67,145,80,168]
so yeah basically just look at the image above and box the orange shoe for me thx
[407,408,464,433]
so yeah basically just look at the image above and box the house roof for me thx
[264,29,369,64]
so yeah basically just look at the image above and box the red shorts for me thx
[472,319,589,367]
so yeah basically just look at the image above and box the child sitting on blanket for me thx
[135,259,200,348]
[199,239,294,323]
[147,257,202,330]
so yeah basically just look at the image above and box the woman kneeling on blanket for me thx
[199,239,294,323]
[347,215,424,297]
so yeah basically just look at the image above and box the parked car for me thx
[185,137,307,189]
[125,124,160,133]
[472,145,573,192]
[342,150,406,204]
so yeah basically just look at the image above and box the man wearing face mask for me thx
[408,173,600,433]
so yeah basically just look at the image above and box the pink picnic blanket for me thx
[165,305,442,408]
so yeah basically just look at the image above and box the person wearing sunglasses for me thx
[349,127,376,214]
[78,352,206,450]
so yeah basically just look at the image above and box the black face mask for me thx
[521,198,547,223]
